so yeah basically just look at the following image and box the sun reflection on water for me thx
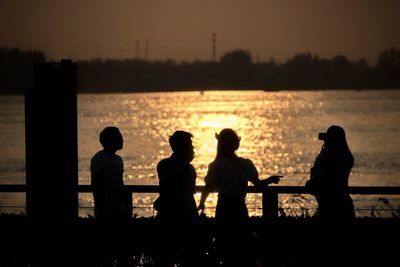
[79,90,315,217]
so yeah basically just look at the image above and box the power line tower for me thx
[96,46,100,59]
[135,40,140,59]
[144,39,149,61]
[212,32,217,62]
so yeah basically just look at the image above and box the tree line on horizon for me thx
[0,46,399,94]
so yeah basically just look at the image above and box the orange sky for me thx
[1,0,399,64]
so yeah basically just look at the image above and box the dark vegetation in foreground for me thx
[0,214,399,266]
[1,46,400,94]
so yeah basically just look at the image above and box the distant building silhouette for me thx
[2,46,399,93]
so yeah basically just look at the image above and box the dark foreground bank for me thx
[0,214,399,267]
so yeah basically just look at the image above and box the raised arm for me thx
[245,159,282,189]
[198,163,216,213]
[257,175,282,188]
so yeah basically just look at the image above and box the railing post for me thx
[262,187,278,220]
[125,190,133,217]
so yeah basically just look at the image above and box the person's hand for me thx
[198,202,205,213]
[266,175,283,184]
[257,175,283,188]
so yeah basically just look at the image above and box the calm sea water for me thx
[1,89,400,217]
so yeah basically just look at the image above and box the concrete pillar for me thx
[25,59,78,221]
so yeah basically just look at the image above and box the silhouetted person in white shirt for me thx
[91,126,130,221]
[90,126,131,267]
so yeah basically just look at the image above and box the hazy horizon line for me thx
[4,45,397,66]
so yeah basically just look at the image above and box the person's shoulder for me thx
[115,153,123,161]
[158,157,171,165]
[236,157,258,171]
[238,157,255,166]
[208,158,231,170]
[188,163,196,172]
[90,151,106,172]
[208,159,221,167]
[157,157,171,169]
[91,150,105,161]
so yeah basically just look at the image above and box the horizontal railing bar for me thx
[0,184,26,192]
[1,184,400,195]
[0,204,396,211]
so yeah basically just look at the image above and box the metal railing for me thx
[1,184,400,219]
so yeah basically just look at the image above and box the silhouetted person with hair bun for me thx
[306,125,355,221]
[198,128,282,267]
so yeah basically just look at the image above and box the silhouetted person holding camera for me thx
[154,130,200,267]
[306,125,355,222]
[90,126,132,267]
[198,128,282,267]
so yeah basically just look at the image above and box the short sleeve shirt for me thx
[205,157,258,196]
[90,150,127,216]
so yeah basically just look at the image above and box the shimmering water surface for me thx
[1,90,400,217]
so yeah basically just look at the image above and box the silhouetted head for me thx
[320,125,347,148]
[215,128,241,159]
[169,131,194,163]
[99,127,123,153]
[319,125,354,166]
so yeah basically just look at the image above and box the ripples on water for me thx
[1,90,400,217]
